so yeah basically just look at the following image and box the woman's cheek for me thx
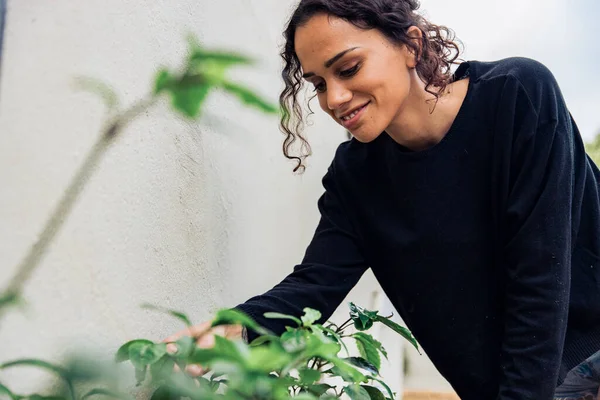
[317,96,330,115]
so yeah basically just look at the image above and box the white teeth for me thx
[342,106,362,121]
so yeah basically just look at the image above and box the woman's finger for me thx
[196,332,216,348]
[185,364,205,377]
[166,343,178,354]
[163,321,212,343]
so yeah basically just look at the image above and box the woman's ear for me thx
[405,25,423,68]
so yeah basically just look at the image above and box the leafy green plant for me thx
[0,303,418,400]
[112,302,419,400]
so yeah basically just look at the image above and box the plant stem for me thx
[336,318,353,334]
[0,96,157,322]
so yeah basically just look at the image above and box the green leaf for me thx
[353,332,388,359]
[326,359,367,383]
[173,336,195,358]
[129,342,167,370]
[26,395,67,400]
[221,80,278,114]
[356,339,380,372]
[212,335,245,364]
[246,344,292,372]
[298,367,321,385]
[189,48,253,68]
[187,348,220,366]
[263,312,301,327]
[349,303,378,319]
[0,382,16,400]
[154,69,174,94]
[150,355,176,382]
[349,303,378,331]
[81,389,130,400]
[361,385,386,400]
[1,360,74,400]
[374,316,420,353]
[293,394,318,400]
[368,376,394,400]
[307,383,334,396]
[249,334,279,347]
[170,82,211,118]
[115,339,154,363]
[301,308,322,327]
[188,335,248,367]
[280,329,307,353]
[208,379,220,392]
[313,324,349,356]
[166,372,212,398]
[302,327,341,360]
[344,357,379,375]
[0,292,20,311]
[141,304,192,327]
[353,334,381,371]
[73,76,119,110]
[0,359,68,379]
[0,360,80,400]
[344,385,371,400]
[288,330,339,362]
[212,308,269,336]
[150,386,179,400]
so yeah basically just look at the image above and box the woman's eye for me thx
[339,64,359,78]
[313,82,326,93]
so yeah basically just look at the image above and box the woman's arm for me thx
[495,59,578,399]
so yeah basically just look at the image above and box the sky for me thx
[421,0,600,141]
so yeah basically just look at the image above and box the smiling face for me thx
[294,13,418,143]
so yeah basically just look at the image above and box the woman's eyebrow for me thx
[302,47,360,78]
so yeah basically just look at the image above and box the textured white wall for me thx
[0,0,406,393]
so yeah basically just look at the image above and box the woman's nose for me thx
[327,82,352,111]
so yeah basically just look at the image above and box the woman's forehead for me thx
[294,15,378,68]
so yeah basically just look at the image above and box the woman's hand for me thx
[163,321,244,377]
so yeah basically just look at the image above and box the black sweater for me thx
[236,58,600,400]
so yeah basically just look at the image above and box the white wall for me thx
[0,0,404,394]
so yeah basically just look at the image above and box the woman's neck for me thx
[385,71,469,151]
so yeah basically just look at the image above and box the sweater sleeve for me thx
[235,162,368,342]
[496,61,573,399]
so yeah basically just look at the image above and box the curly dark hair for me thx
[279,0,462,172]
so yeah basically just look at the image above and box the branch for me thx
[0,96,157,321]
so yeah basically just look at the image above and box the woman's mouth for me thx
[340,102,369,129]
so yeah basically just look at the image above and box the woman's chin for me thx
[349,129,382,143]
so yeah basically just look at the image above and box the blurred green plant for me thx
[0,303,419,400]
[0,36,277,319]
[585,132,600,166]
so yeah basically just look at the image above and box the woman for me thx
[165,0,600,398]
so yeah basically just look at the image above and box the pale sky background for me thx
[420,0,599,142]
